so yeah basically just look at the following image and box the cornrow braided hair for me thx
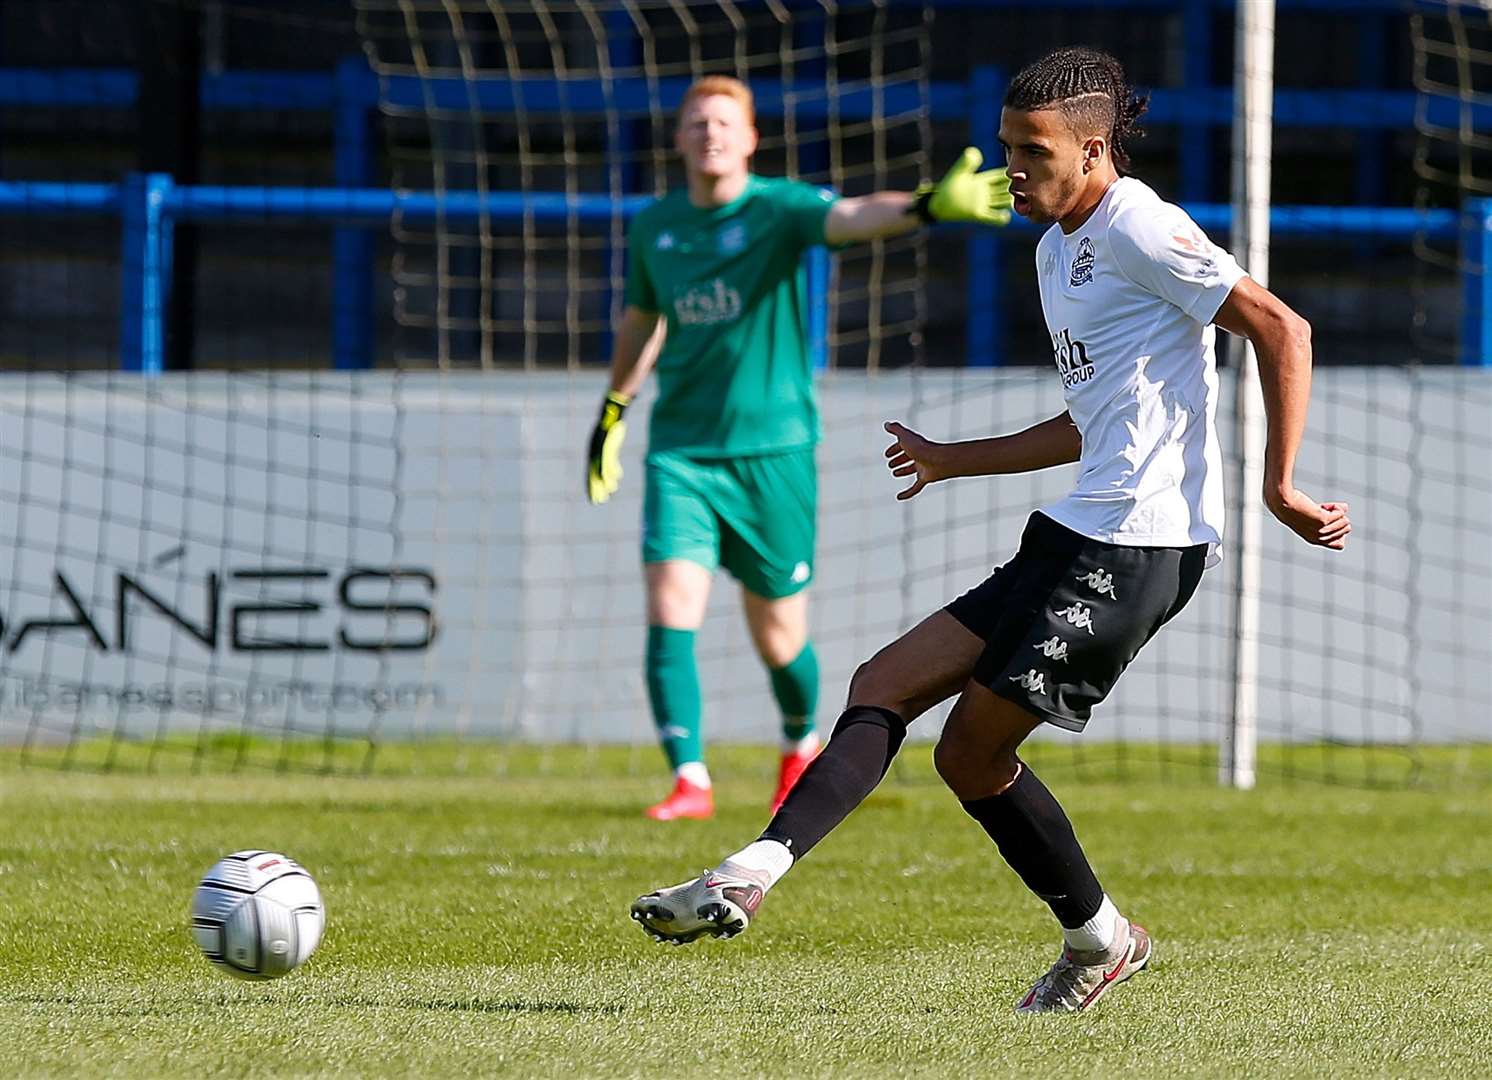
[1004,47,1149,176]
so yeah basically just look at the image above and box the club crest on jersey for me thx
[656,231,676,251]
[717,223,747,254]
[1069,237,1095,287]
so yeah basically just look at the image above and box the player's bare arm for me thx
[1213,278,1352,550]
[881,412,1081,500]
[606,305,666,398]
[823,147,1014,246]
[822,191,921,243]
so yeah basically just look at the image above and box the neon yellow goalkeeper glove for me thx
[586,390,631,504]
[912,147,1012,226]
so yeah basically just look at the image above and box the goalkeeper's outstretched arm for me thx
[823,147,1013,245]
[586,306,665,504]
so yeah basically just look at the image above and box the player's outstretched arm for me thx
[822,147,1013,245]
[1213,278,1351,550]
[586,305,665,504]
[882,413,1080,500]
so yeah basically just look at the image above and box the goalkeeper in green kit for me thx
[587,74,1011,820]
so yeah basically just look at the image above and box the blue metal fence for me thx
[0,177,1462,372]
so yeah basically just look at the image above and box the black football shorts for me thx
[945,512,1206,732]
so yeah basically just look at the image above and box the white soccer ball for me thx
[190,850,325,981]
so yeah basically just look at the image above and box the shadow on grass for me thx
[337,995,625,1016]
[8,992,624,1018]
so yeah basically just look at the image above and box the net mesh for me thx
[353,0,930,371]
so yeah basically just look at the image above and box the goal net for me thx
[4,0,943,776]
[353,0,930,372]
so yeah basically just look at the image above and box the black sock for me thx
[759,705,907,859]
[959,763,1104,929]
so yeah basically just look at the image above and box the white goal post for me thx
[1223,0,1274,790]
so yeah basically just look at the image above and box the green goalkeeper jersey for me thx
[623,175,839,457]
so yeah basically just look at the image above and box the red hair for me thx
[678,76,755,127]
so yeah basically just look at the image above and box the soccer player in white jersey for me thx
[631,47,1351,1013]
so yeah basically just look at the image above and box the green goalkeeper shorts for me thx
[642,447,817,600]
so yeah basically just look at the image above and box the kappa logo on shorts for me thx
[1035,635,1069,662]
[1054,601,1096,635]
[1077,568,1118,599]
[1009,669,1048,694]
[790,562,811,584]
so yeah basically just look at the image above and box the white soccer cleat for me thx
[1014,918,1152,1013]
[630,867,767,945]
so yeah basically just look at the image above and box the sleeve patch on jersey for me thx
[1171,229,1203,253]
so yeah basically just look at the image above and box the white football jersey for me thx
[1034,176,1246,562]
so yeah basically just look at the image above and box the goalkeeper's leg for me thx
[643,559,715,820]
[741,588,821,813]
[631,610,982,942]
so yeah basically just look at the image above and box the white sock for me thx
[1062,894,1120,953]
[780,730,820,756]
[717,839,794,892]
[676,761,711,789]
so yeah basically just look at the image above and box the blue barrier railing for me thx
[1461,199,1492,367]
[0,177,1471,370]
[4,180,1453,236]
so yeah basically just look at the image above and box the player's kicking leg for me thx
[631,609,983,941]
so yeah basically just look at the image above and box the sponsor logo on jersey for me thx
[1054,601,1096,635]
[1069,236,1095,287]
[1051,327,1094,388]
[717,223,747,254]
[1009,669,1047,694]
[673,278,743,326]
[1077,568,1118,599]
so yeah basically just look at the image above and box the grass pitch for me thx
[3,744,1490,1079]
